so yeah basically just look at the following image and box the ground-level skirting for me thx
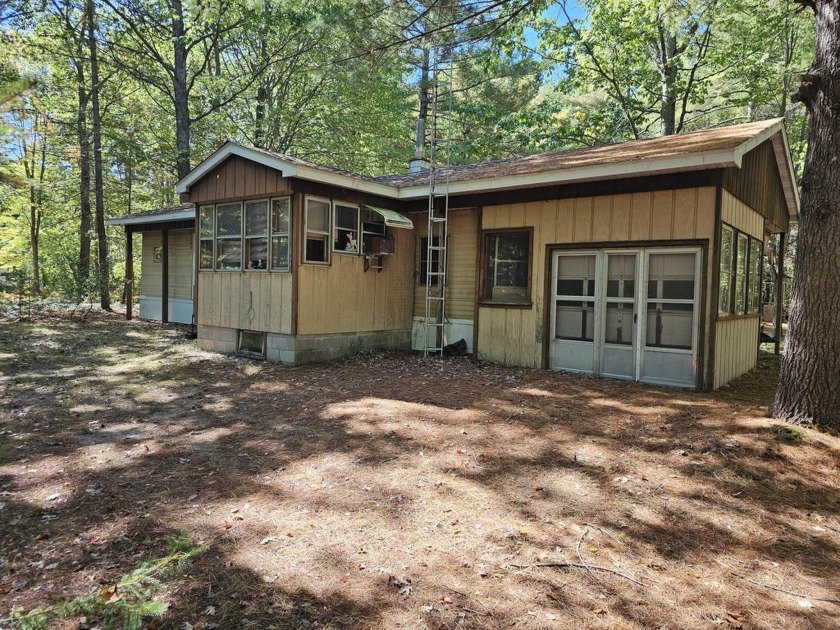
[197,325,411,365]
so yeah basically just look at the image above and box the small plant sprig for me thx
[6,536,208,630]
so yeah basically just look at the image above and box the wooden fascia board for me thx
[394,150,740,200]
[105,210,195,226]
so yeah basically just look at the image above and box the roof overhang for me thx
[105,208,195,226]
[176,121,800,223]
[363,205,413,228]
[177,142,398,199]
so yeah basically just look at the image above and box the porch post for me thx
[125,227,133,320]
[162,228,169,324]
[774,232,785,355]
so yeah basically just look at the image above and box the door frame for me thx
[546,242,705,387]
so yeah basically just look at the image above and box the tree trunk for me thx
[658,31,678,136]
[77,62,92,282]
[172,0,191,183]
[770,0,840,427]
[87,0,109,310]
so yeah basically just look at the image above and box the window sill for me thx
[479,300,533,309]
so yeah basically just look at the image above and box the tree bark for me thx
[172,0,191,183]
[771,0,840,427]
[657,30,678,136]
[76,60,92,282]
[87,0,110,309]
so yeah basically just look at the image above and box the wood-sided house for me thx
[108,118,798,390]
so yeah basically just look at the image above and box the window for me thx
[305,197,330,263]
[361,207,387,254]
[555,254,596,341]
[483,230,531,304]
[735,233,748,314]
[215,202,242,271]
[719,223,765,317]
[239,330,265,357]
[718,226,733,314]
[271,197,291,272]
[199,205,214,270]
[244,200,269,270]
[748,238,762,314]
[419,236,441,286]
[333,203,359,253]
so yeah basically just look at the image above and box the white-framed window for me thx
[271,196,291,272]
[304,196,330,263]
[244,200,269,270]
[333,202,359,253]
[215,202,242,271]
[554,253,596,341]
[199,205,214,270]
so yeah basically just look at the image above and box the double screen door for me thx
[549,248,701,388]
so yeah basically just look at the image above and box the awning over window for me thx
[363,205,414,229]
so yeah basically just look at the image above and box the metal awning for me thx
[363,205,413,229]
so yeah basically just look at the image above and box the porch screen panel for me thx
[555,254,596,341]
[646,252,696,350]
[604,254,635,346]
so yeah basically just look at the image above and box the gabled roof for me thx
[105,203,195,226]
[176,119,799,218]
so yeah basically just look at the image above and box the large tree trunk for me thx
[77,64,92,282]
[87,0,109,310]
[172,0,191,183]
[770,0,840,427]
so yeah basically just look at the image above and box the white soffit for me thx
[105,209,195,226]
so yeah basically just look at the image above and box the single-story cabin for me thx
[107,118,798,390]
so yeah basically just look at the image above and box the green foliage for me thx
[5,536,208,630]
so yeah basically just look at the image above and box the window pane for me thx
[216,239,241,270]
[720,228,733,273]
[335,205,357,230]
[239,331,265,355]
[306,199,330,233]
[555,300,594,341]
[272,198,290,233]
[271,235,290,271]
[485,232,530,303]
[646,303,693,349]
[749,239,762,313]
[719,272,731,314]
[306,234,328,263]
[245,238,268,269]
[736,234,748,314]
[200,239,213,270]
[199,205,214,238]
[604,302,633,345]
[245,200,269,237]
[606,254,635,298]
[216,203,242,237]
[556,255,595,297]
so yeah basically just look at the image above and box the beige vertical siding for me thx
[477,187,717,369]
[713,189,764,387]
[198,272,293,334]
[168,229,194,300]
[714,317,760,388]
[721,190,764,238]
[296,227,414,334]
[140,232,163,298]
[412,208,478,321]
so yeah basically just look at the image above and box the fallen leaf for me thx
[222,522,232,530]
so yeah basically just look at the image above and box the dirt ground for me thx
[1,312,838,629]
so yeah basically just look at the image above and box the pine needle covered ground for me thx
[1,313,838,629]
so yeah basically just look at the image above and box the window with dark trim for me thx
[482,230,531,304]
[199,205,214,270]
[244,200,269,270]
[419,236,441,286]
[719,223,764,317]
